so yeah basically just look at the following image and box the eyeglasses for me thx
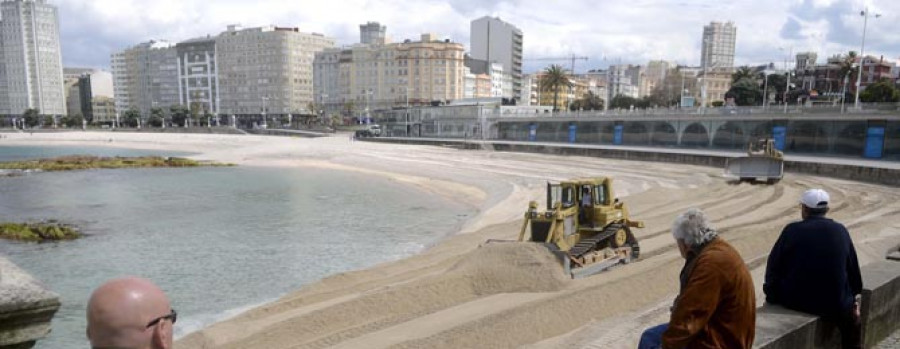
[145,309,177,329]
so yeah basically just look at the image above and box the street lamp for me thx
[400,87,410,136]
[261,96,269,129]
[762,70,771,108]
[365,89,373,125]
[854,8,881,109]
[320,93,329,125]
[779,46,793,113]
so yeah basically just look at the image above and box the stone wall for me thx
[363,138,900,187]
[0,257,60,349]
[753,260,900,349]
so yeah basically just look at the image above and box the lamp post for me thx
[261,96,269,129]
[400,87,410,136]
[320,93,329,126]
[779,47,793,113]
[854,8,880,109]
[365,89,372,125]
[701,38,709,109]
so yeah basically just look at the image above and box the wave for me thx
[174,298,276,339]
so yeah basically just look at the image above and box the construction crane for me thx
[526,55,589,74]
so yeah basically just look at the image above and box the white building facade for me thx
[176,36,219,116]
[0,0,66,116]
[111,40,179,117]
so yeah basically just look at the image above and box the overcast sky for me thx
[58,0,899,73]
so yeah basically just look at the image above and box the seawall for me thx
[363,138,900,187]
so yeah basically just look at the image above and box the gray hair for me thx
[672,208,719,247]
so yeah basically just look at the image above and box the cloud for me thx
[54,0,900,72]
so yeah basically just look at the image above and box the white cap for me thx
[800,189,830,209]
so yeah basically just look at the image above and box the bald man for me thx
[86,277,176,349]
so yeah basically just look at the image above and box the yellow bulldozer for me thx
[517,177,644,278]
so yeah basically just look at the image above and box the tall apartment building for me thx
[0,0,66,116]
[176,36,218,115]
[216,25,334,116]
[470,16,523,101]
[701,21,736,69]
[360,22,386,45]
[111,40,179,117]
[314,29,466,117]
[76,70,114,123]
[64,67,93,117]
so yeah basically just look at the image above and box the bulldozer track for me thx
[568,223,624,258]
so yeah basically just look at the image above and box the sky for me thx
[57,0,900,74]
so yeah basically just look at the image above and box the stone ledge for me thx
[862,261,900,348]
[754,261,900,349]
[0,257,60,348]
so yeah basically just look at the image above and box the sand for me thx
[3,131,899,349]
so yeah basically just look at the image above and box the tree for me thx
[123,108,141,128]
[725,78,763,106]
[42,116,54,127]
[189,103,203,125]
[860,79,900,103]
[169,104,190,127]
[539,64,573,111]
[609,94,639,110]
[64,114,84,128]
[148,108,165,127]
[569,91,604,111]
[731,66,755,84]
[22,109,40,128]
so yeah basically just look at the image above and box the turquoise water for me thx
[0,146,474,348]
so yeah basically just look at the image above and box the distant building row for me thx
[313,17,522,117]
[111,25,335,119]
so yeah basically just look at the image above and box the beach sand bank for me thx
[4,132,899,348]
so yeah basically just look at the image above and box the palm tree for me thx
[731,66,754,84]
[838,51,858,99]
[539,64,573,111]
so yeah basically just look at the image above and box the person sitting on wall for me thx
[764,189,863,349]
[86,277,177,349]
[638,208,756,349]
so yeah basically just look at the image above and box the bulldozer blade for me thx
[569,256,626,279]
[724,156,784,181]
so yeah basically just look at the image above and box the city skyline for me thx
[56,0,899,73]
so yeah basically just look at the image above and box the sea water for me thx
[0,146,474,347]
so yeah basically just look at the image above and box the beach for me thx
[3,131,899,348]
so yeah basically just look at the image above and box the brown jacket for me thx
[662,238,756,349]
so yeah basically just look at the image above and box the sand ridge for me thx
[4,132,899,348]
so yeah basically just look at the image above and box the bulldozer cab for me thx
[546,178,618,231]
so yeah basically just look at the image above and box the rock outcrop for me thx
[0,257,60,349]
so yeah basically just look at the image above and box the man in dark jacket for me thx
[764,189,863,349]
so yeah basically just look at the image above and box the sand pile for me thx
[445,242,569,294]
[179,241,570,349]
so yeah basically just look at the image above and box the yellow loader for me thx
[515,177,644,278]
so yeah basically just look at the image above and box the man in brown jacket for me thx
[638,208,756,349]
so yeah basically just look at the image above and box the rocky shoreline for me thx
[0,155,232,173]
[0,222,81,242]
